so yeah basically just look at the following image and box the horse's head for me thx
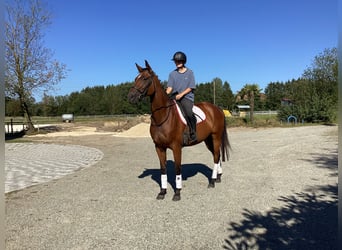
[128,60,155,104]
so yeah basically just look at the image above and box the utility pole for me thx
[213,79,216,105]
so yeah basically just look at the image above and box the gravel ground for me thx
[5,143,104,193]
[5,125,338,249]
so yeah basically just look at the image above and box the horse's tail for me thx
[221,117,231,162]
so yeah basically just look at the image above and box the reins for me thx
[149,75,176,126]
[151,101,175,127]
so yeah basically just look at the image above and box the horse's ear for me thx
[135,63,143,73]
[145,60,152,71]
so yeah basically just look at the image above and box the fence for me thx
[5,119,28,140]
[253,111,278,115]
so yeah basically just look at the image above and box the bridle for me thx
[131,70,175,126]
[130,72,154,100]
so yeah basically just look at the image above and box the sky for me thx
[37,0,337,99]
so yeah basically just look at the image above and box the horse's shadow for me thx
[138,160,212,191]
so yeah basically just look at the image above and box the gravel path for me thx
[5,125,338,249]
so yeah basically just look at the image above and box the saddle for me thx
[173,100,206,125]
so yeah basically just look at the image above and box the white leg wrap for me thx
[212,163,219,179]
[218,162,223,174]
[176,175,182,189]
[161,174,167,189]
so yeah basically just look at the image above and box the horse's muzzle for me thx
[127,90,141,104]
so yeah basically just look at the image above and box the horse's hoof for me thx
[172,189,181,201]
[216,174,222,183]
[172,194,181,201]
[156,193,165,200]
[208,179,216,188]
[156,189,166,200]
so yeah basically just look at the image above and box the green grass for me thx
[6,113,336,130]
[225,114,334,128]
[226,114,281,128]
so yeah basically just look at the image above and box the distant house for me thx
[281,98,294,106]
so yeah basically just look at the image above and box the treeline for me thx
[5,48,338,123]
[268,48,338,123]
[5,79,237,116]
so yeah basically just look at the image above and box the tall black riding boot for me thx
[189,114,197,142]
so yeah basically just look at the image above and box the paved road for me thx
[5,125,338,249]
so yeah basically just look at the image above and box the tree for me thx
[222,81,235,110]
[237,84,261,123]
[303,48,337,86]
[302,47,338,121]
[5,0,67,132]
[41,93,58,116]
[196,82,213,103]
[194,78,234,110]
[264,81,286,110]
[276,48,337,123]
[5,97,22,116]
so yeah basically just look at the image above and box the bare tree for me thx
[5,0,67,132]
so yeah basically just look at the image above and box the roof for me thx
[236,105,250,109]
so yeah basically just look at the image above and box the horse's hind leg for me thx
[205,135,222,188]
[216,162,223,182]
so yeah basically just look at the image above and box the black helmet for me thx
[172,51,187,64]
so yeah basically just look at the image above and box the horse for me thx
[128,60,231,201]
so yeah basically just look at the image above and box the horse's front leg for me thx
[172,146,182,201]
[155,146,167,200]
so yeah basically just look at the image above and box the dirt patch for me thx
[27,115,151,138]
[113,123,150,137]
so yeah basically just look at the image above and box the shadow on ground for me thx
[223,150,338,250]
[138,160,212,191]
[302,149,338,176]
[5,130,26,140]
[223,184,337,250]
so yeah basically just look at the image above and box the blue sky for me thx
[41,0,336,99]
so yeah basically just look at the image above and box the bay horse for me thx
[128,60,231,201]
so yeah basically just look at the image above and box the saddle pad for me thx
[174,100,206,125]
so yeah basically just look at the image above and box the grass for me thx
[225,114,336,128]
[227,114,282,128]
[6,113,336,131]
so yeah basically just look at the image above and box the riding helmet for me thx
[172,51,187,64]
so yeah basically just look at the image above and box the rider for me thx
[166,51,197,143]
